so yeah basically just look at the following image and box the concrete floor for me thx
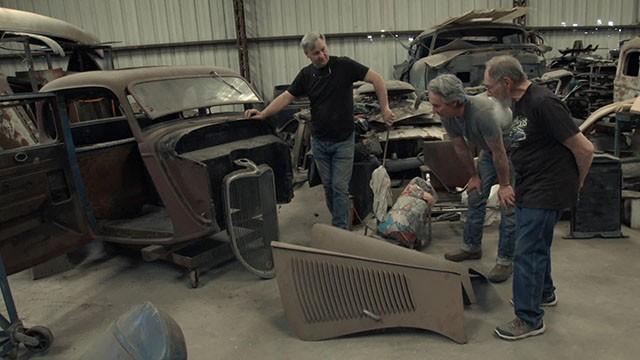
[7,183,640,359]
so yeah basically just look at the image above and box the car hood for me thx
[141,114,250,150]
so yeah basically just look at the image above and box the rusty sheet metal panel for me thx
[356,80,436,126]
[12,68,66,91]
[614,37,640,102]
[379,127,446,142]
[76,141,148,219]
[0,76,38,149]
[432,7,528,29]
[423,140,474,190]
[271,224,484,343]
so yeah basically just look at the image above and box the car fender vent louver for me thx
[272,224,485,344]
[291,258,415,323]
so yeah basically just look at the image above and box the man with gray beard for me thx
[484,55,594,340]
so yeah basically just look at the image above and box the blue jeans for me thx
[311,135,354,229]
[513,207,561,326]
[462,151,516,265]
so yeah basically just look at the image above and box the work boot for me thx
[495,318,545,341]
[444,249,482,262]
[487,264,513,283]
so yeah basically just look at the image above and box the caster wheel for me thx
[189,269,200,288]
[24,326,53,353]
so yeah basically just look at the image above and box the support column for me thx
[232,0,250,82]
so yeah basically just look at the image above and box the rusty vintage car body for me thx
[393,7,548,90]
[38,66,293,246]
[0,7,107,94]
[614,37,640,102]
[0,7,99,46]
[0,7,106,150]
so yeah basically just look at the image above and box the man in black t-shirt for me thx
[483,55,594,341]
[245,32,394,229]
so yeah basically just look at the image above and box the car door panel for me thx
[0,93,94,275]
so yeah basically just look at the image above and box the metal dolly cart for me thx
[0,257,53,358]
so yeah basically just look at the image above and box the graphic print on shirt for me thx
[508,114,528,149]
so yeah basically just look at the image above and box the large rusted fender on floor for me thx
[271,224,485,344]
[309,224,483,304]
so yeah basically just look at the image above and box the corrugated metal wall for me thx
[530,0,640,58]
[529,0,637,26]
[245,0,513,98]
[1,0,639,99]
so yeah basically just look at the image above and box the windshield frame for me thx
[127,74,263,120]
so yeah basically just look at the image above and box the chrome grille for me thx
[224,159,278,278]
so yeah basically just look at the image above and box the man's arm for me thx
[244,91,295,119]
[540,97,594,188]
[451,136,481,192]
[563,132,595,188]
[363,69,395,125]
[485,136,516,206]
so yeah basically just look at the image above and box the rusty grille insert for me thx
[291,258,415,323]
[223,159,278,279]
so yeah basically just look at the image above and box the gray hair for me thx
[427,74,467,105]
[485,55,527,84]
[300,32,325,53]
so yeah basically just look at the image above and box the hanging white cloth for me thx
[370,165,393,221]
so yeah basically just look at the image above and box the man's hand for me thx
[382,107,395,126]
[244,108,265,119]
[466,175,481,193]
[363,69,394,126]
[497,184,516,207]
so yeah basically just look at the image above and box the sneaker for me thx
[444,249,482,262]
[509,293,558,307]
[541,292,558,306]
[487,264,512,283]
[495,318,545,340]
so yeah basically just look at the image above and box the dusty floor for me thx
[6,183,640,359]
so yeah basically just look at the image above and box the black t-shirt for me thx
[509,83,580,209]
[287,56,369,142]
